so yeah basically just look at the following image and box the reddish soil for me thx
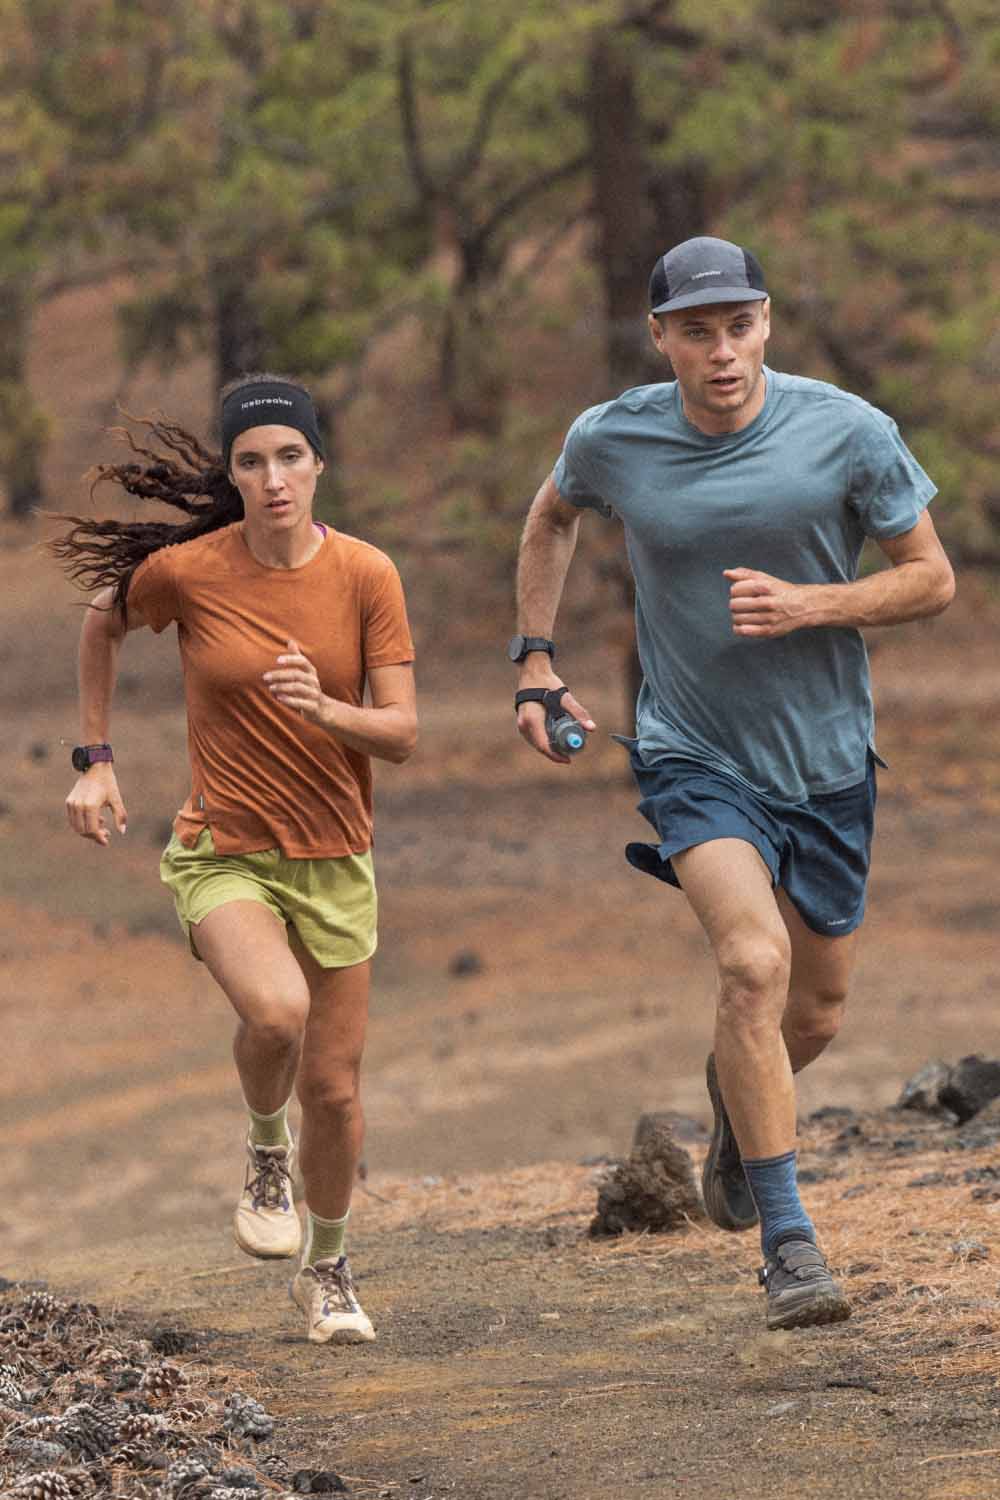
[4,277,1000,1496]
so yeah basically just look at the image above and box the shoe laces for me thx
[310,1257,360,1314]
[247,1147,291,1211]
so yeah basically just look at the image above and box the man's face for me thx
[648,299,770,435]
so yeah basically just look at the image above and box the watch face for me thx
[71,747,88,772]
[507,634,526,662]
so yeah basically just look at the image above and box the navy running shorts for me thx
[625,748,880,937]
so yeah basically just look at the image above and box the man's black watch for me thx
[71,743,114,773]
[507,634,555,664]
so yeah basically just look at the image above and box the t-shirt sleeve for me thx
[126,547,181,633]
[553,408,614,518]
[848,412,937,539]
[361,555,415,668]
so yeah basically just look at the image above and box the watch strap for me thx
[72,743,114,769]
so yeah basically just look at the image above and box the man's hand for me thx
[263,639,328,722]
[66,764,127,845]
[724,568,816,639]
[515,674,596,765]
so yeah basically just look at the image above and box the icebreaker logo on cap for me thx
[649,236,768,315]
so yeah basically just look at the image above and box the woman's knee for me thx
[298,1065,363,1122]
[238,995,309,1052]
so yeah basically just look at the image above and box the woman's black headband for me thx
[221,381,325,468]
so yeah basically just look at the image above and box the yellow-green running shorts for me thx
[160,828,377,969]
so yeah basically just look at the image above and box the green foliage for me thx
[2,0,999,556]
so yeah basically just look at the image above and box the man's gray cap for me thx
[649,236,768,314]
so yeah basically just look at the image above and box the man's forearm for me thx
[801,557,954,630]
[516,482,581,650]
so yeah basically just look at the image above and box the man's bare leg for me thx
[672,838,850,1328]
[777,891,860,1074]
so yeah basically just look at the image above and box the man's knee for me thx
[716,930,791,1027]
[785,982,848,1047]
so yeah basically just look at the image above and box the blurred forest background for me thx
[3,0,1000,616]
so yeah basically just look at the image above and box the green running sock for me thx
[303,1209,349,1265]
[247,1100,293,1150]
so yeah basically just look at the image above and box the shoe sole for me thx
[767,1290,852,1332]
[702,1055,759,1233]
[233,1222,302,1260]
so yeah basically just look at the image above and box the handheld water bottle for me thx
[546,705,587,755]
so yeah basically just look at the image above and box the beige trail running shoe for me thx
[290,1256,376,1344]
[233,1138,302,1259]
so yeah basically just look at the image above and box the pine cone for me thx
[0,1369,23,1405]
[169,1401,214,1428]
[2,1437,66,1465]
[221,1396,274,1443]
[164,1456,214,1499]
[57,1401,118,1460]
[58,1470,94,1499]
[139,1364,187,1400]
[256,1456,289,1482]
[109,1440,158,1470]
[20,1294,64,1324]
[119,1412,170,1443]
[8,1470,74,1500]
[87,1348,127,1372]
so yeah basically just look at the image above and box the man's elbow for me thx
[927,558,956,616]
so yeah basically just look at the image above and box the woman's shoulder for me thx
[324,529,402,579]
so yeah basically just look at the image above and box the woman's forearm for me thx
[78,588,126,741]
[316,699,418,764]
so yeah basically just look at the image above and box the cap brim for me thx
[651,287,768,314]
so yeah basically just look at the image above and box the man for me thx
[510,235,954,1331]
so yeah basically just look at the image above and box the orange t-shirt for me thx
[127,524,414,858]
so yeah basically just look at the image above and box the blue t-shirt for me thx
[553,367,937,802]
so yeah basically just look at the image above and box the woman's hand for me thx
[66,765,128,845]
[263,639,328,723]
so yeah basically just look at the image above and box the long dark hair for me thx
[49,372,314,614]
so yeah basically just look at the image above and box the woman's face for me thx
[229,425,323,531]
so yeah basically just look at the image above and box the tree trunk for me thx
[0,277,47,519]
[587,32,660,399]
[214,273,268,387]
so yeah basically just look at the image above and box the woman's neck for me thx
[239,515,325,570]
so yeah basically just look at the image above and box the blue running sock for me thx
[742,1150,816,1257]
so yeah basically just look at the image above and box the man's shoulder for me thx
[770,370,894,433]
[568,382,676,443]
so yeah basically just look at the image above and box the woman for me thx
[54,374,417,1345]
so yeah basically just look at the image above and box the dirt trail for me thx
[27,1112,1000,1500]
[5,548,1000,1497]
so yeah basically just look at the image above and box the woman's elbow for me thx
[387,715,419,764]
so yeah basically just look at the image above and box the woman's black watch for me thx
[507,635,555,663]
[71,743,114,772]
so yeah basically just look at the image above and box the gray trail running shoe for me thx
[701,1053,759,1232]
[759,1236,851,1331]
[290,1255,376,1344]
[233,1139,301,1259]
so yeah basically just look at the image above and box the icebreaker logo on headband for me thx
[221,381,326,464]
